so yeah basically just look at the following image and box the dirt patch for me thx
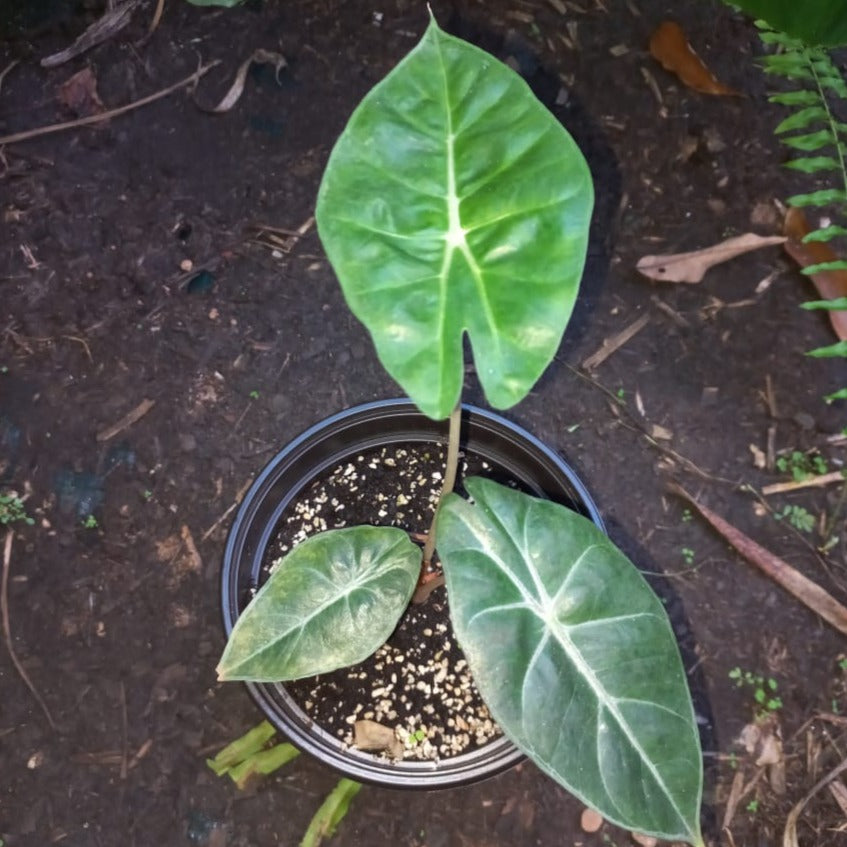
[2,1,847,845]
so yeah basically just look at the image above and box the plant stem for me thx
[422,402,462,566]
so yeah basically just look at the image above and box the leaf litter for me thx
[649,21,741,96]
[637,233,786,283]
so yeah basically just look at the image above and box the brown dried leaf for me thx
[649,20,741,96]
[828,780,847,818]
[784,207,847,341]
[637,233,786,283]
[57,67,104,117]
[353,720,404,759]
[200,49,287,113]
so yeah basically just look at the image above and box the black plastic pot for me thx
[221,398,604,789]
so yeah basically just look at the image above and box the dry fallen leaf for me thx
[199,49,287,113]
[784,206,847,340]
[637,233,786,283]
[57,67,104,117]
[353,720,404,759]
[649,20,741,96]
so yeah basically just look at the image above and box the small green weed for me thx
[81,515,98,529]
[746,799,759,814]
[681,508,692,523]
[729,667,783,715]
[0,493,34,526]
[142,489,153,501]
[681,547,695,566]
[615,387,626,402]
[774,504,816,533]
[249,389,260,400]
[775,450,828,482]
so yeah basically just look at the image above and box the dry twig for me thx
[96,398,155,442]
[2,529,58,730]
[0,61,220,146]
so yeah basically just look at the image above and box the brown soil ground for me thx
[2,1,847,845]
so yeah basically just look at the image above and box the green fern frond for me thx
[788,188,847,206]
[769,90,822,106]
[781,130,837,151]
[784,156,843,173]
[807,340,847,358]
[802,297,847,310]
[759,20,847,412]
[802,225,847,242]
[801,259,847,274]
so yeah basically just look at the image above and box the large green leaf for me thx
[217,527,421,681]
[316,18,593,420]
[437,478,703,845]
[728,0,847,47]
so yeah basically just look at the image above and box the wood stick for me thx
[581,314,649,370]
[0,61,220,147]
[96,398,155,442]
[761,470,844,496]
[669,482,847,637]
[2,530,58,730]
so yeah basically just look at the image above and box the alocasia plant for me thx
[218,16,704,845]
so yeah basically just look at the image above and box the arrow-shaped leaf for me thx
[437,478,703,845]
[218,527,421,681]
[316,18,593,420]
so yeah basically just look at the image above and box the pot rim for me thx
[220,398,604,788]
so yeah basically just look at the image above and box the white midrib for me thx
[461,521,690,835]
[433,31,499,396]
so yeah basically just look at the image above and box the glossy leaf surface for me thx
[437,478,703,845]
[734,0,847,46]
[218,527,421,681]
[316,19,593,420]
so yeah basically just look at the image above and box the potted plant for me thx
[218,16,704,846]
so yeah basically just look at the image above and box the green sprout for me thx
[681,508,692,523]
[81,515,98,529]
[729,667,782,715]
[774,504,815,533]
[746,799,759,814]
[0,494,34,526]
[249,390,260,400]
[775,450,828,482]
[681,547,695,566]
[142,489,153,501]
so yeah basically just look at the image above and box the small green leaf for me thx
[784,156,842,173]
[217,527,421,681]
[316,18,593,419]
[802,225,847,243]
[801,259,847,274]
[801,297,847,310]
[825,387,847,402]
[774,106,828,133]
[206,721,277,776]
[781,130,836,152]
[807,340,847,358]
[788,188,847,206]
[437,478,703,845]
[768,90,820,106]
[735,2,847,47]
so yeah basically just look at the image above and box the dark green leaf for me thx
[807,340,847,357]
[316,18,593,419]
[437,478,703,845]
[217,527,421,681]
[730,1,847,47]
